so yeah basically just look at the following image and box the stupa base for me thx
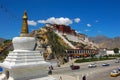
[0,50,50,80]
[1,65,49,80]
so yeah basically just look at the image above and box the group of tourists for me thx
[48,65,53,75]
[48,64,86,80]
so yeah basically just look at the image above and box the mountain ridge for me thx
[0,38,5,44]
[89,35,120,49]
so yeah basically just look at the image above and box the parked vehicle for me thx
[88,63,97,68]
[0,66,3,73]
[118,68,120,71]
[102,63,110,66]
[115,60,120,63]
[115,58,120,63]
[70,64,80,70]
[110,70,119,77]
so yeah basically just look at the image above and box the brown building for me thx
[52,24,76,35]
[66,49,98,58]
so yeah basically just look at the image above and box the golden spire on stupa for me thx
[20,11,29,37]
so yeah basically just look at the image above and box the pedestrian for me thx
[48,68,52,75]
[57,61,60,67]
[49,65,53,70]
[82,75,86,80]
[51,65,53,70]
[59,76,62,80]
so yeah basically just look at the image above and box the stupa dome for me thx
[12,37,36,51]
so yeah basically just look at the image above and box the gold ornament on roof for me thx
[20,11,29,37]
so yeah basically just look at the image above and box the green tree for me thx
[114,48,119,53]
[46,30,69,64]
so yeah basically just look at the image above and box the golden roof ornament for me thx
[20,11,29,37]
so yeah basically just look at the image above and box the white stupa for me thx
[0,11,51,80]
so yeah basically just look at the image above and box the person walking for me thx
[48,68,52,75]
[48,65,53,75]
[59,76,62,80]
[82,75,86,80]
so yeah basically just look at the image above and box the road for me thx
[52,59,120,80]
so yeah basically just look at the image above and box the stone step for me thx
[5,59,44,63]
[9,52,42,55]
[7,55,43,59]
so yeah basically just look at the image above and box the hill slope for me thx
[30,24,99,63]
[89,35,120,49]
[0,38,5,44]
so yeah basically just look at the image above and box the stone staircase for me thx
[54,31,76,49]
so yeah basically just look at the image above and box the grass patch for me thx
[75,57,115,63]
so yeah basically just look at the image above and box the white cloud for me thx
[38,20,46,23]
[96,20,99,23]
[74,18,80,23]
[98,30,101,33]
[84,29,90,32]
[75,30,79,33]
[75,30,82,33]
[38,17,72,25]
[28,20,37,26]
[87,23,92,27]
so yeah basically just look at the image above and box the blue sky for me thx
[0,0,120,39]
